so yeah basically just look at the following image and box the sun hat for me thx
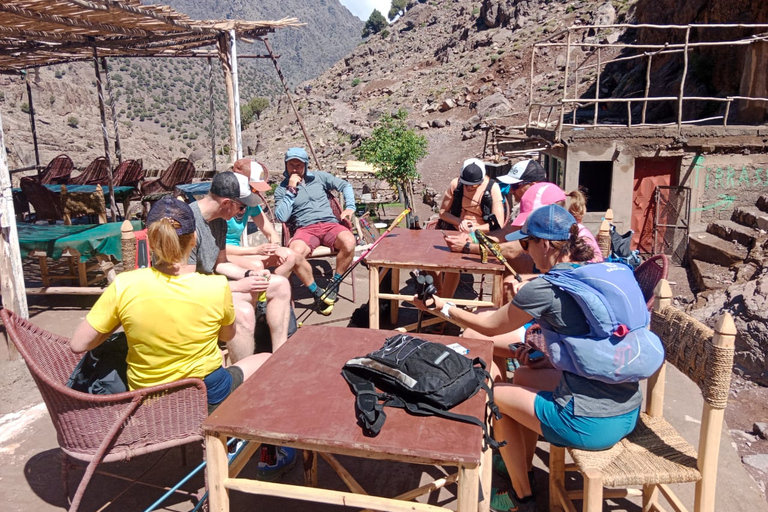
[505,204,577,242]
[458,158,486,186]
[146,196,196,235]
[210,171,260,207]
[496,159,546,185]
[511,182,567,226]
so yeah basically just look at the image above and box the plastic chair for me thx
[549,280,736,512]
[20,176,64,222]
[0,309,208,512]
[634,253,669,311]
[69,156,110,185]
[39,154,74,185]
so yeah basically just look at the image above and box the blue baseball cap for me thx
[285,147,309,164]
[505,204,577,242]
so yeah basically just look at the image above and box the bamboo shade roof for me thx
[0,0,303,73]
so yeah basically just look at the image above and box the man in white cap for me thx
[227,159,296,278]
[189,171,293,360]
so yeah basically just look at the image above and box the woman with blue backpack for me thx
[414,204,662,512]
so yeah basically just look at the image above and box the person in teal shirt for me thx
[227,159,295,278]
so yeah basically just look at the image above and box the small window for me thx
[578,161,612,212]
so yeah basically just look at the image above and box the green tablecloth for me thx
[17,220,143,262]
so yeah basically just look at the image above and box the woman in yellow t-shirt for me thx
[70,197,269,413]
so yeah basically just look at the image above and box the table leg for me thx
[456,463,480,512]
[37,254,50,287]
[492,273,503,307]
[369,265,379,329]
[303,450,317,487]
[479,445,492,512]
[389,268,400,325]
[205,432,230,512]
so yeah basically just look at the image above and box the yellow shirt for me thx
[86,267,235,390]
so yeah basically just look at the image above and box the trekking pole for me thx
[474,229,523,282]
[297,209,410,325]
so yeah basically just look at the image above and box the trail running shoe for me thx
[490,487,537,512]
[492,454,536,491]
[255,446,297,482]
[312,287,334,316]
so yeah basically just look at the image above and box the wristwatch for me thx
[244,270,252,278]
[440,301,456,318]
[462,241,471,254]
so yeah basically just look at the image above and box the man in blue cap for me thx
[274,147,356,315]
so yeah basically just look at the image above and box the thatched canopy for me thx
[0,0,303,73]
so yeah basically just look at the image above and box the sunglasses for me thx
[519,237,539,251]
[231,199,247,212]
[510,181,530,191]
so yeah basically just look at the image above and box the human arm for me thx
[413,294,533,337]
[320,172,356,221]
[70,283,119,353]
[70,321,113,353]
[212,249,271,294]
[254,211,281,244]
[273,182,295,223]
[438,181,461,229]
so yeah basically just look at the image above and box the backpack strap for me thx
[449,182,464,218]
[342,368,388,436]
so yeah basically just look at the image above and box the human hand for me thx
[413,294,443,312]
[288,174,302,187]
[274,246,291,264]
[458,219,474,233]
[513,344,552,369]
[340,208,355,222]
[238,272,271,294]
[254,243,279,257]
[445,233,470,253]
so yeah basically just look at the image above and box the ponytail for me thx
[549,223,594,262]
[566,189,588,223]
[147,218,195,265]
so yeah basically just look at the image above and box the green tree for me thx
[248,97,269,120]
[240,103,254,127]
[353,109,427,227]
[388,0,407,21]
[362,9,388,38]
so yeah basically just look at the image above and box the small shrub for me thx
[380,29,390,38]
[67,116,79,128]
[351,78,361,87]
[470,64,479,73]
[490,54,500,64]
[471,7,480,16]
[20,102,29,114]
[49,95,55,105]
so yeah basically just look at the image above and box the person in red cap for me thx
[226,159,296,278]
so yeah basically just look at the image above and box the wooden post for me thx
[101,57,122,165]
[0,109,30,345]
[646,279,672,419]
[368,265,380,329]
[597,219,611,258]
[642,53,653,124]
[556,29,571,142]
[92,49,116,222]
[121,220,136,271]
[263,38,322,171]
[677,26,691,133]
[229,30,243,160]
[207,57,217,172]
[24,72,40,168]
[218,31,242,163]
[593,48,601,126]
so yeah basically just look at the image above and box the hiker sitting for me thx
[226,159,296,278]
[69,197,270,414]
[274,147,357,316]
[415,205,642,512]
[435,158,503,298]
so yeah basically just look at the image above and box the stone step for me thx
[688,231,748,267]
[757,195,768,213]
[689,258,735,292]
[707,220,760,250]
[732,206,768,231]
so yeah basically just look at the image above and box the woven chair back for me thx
[113,158,144,187]
[142,158,195,195]
[69,157,110,185]
[40,154,74,185]
[635,254,669,310]
[651,305,733,409]
[20,176,63,221]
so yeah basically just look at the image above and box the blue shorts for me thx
[534,391,639,450]
[204,366,244,414]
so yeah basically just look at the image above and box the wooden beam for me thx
[0,3,153,37]
[92,48,116,222]
[64,0,210,35]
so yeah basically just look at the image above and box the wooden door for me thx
[632,158,678,252]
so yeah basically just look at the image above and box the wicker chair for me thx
[69,156,110,185]
[140,157,195,197]
[0,309,208,512]
[39,154,74,185]
[549,280,736,512]
[112,158,144,187]
[20,176,64,222]
[634,253,669,311]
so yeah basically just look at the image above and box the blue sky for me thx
[338,0,392,21]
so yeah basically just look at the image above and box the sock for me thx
[308,282,318,293]
[333,273,343,282]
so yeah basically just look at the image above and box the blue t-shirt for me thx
[225,205,262,246]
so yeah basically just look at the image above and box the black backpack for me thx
[67,332,129,394]
[342,334,502,449]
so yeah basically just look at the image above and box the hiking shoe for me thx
[490,487,537,512]
[312,287,334,316]
[255,446,297,482]
[316,285,338,305]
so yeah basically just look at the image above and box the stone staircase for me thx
[688,196,768,292]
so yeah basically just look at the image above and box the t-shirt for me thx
[512,263,642,417]
[189,202,227,274]
[226,205,263,247]
[578,223,604,262]
[86,267,235,390]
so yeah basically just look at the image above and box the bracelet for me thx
[244,270,252,278]
[462,241,471,254]
[287,186,298,195]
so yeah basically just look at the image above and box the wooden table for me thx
[203,325,493,512]
[364,228,505,329]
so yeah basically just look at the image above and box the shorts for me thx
[204,365,244,415]
[290,222,348,252]
[534,391,639,450]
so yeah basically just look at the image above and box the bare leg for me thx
[233,352,270,380]
[226,254,266,273]
[441,271,461,299]
[333,230,356,275]
[228,294,256,364]
[511,368,563,468]
[264,275,291,351]
[270,248,296,278]
[289,240,314,287]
